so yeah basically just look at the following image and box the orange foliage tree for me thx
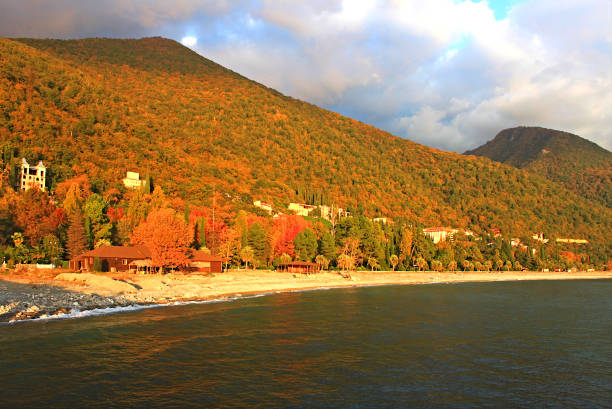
[130,208,191,270]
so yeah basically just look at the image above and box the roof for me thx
[190,250,224,262]
[75,245,151,260]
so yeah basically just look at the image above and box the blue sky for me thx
[0,0,610,152]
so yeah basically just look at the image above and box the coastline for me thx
[1,269,610,323]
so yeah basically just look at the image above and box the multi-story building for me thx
[20,158,46,191]
[122,171,145,189]
[253,200,274,215]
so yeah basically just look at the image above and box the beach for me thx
[1,268,610,323]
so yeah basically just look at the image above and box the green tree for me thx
[83,193,112,247]
[247,222,267,265]
[294,228,317,261]
[318,232,336,263]
[40,234,63,265]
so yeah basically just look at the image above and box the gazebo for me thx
[277,261,320,274]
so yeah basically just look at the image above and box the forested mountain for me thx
[0,37,610,254]
[465,127,612,207]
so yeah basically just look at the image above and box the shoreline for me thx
[1,269,610,323]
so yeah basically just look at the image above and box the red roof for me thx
[75,245,151,260]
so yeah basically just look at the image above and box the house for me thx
[277,261,320,274]
[187,250,223,273]
[122,171,145,189]
[423,227,458,244]
[556,238,589,244]
[70,245,151,272]
[372,217,391,224]
[253,200,273,215]
[20,158,46,191]
[319,204,350,221]
[288,202,317,217]
[532,232,549,243]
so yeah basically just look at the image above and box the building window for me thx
[122,259,128,265]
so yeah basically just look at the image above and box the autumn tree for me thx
[240,246,255,270]
[130,208,191,271]
[82,193,112,247]
[315,254,329,270]
[389,254,399,271]
[13,188,64,246]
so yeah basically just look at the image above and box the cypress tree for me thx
[67,211,88,260]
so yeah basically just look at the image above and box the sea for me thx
[1,280,610,408]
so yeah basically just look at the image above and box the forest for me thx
[0,36,610,269]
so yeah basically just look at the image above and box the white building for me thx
[288,202,317,217]
[20,158,46,191]
[319,204,350,221]
[423,227,459,244]
[122,171,145,189]
[253,200,273,215]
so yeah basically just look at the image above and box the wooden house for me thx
[187,251,224,273]
[70,245,151,272]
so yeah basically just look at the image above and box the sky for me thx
[1,0,610,152]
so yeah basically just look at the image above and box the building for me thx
[187,250,223,273]
[372,217,390,224]
[122,171,145,189]
[277,261,320,274]
[69,245,151,272]
[253,200,274,215]
[20,158,46,191]
[423,227,458,244]
[556,238,589,244]
[288,202,317,217]
[319,204,350,221]
[532,232,549,244]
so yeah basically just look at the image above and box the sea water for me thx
[1,280,610,408]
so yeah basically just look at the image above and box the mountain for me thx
[465,127,612,207]
[0,37,610,255]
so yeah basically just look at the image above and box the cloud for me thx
[0,0,610,152]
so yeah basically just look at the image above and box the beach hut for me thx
[277,261,320,274]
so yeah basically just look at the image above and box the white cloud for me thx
[1,0,610,151]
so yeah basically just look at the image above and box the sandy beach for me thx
[1,268,610,323]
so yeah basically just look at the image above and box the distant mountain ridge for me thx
[465,127,612,207]
[0,37,610,252]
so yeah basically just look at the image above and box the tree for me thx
[484,260,493,272]
[431,260,443,272]
[337,254,354,271]
[315,254,329,270]
[416,256,427,271]
[389,254,399,271]
[280,253,292,265]
[13,188,63,246]
[247,222,267,266]
[448,260,458,271]
[318,232,336,263]
[240,246,255,269]
[398,227,413,265]
[130,208,192,271]
[40,234,63,265]
[82,193,112,247]
[367,257,380,271]
[66,211,88,261]
[294,228,318,261]
[494,256,504,271]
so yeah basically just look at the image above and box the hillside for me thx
[0,37,610,254]
[465,127,612,207]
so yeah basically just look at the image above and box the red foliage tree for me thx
[130,208,191,270]
[270,214,310,258]
[12,188,64,246]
